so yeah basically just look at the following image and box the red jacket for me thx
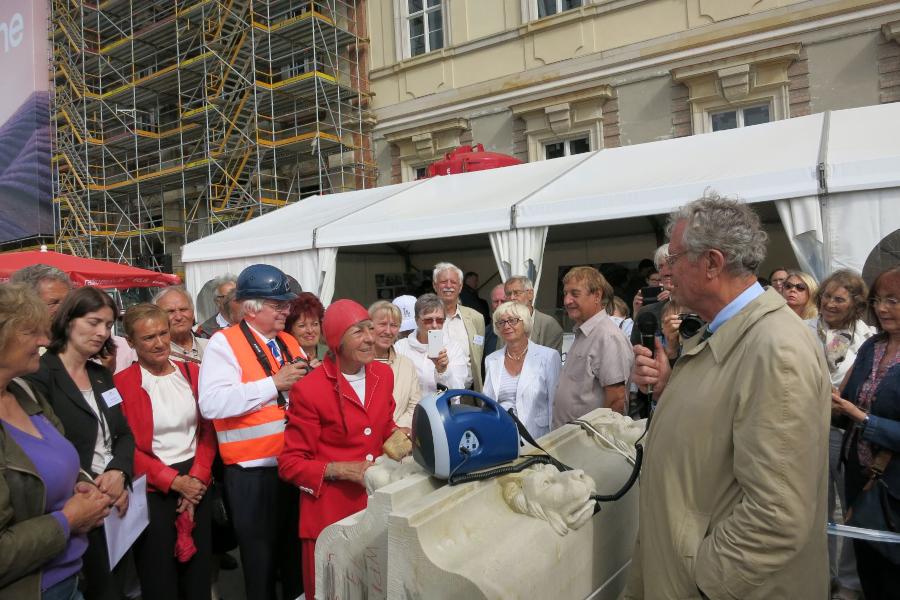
[278,357,398,540]
[114,361,217,493]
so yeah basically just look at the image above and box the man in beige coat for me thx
[433,262,485,391]
[627,194,831,599]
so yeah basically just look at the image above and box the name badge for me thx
[101,388,123,408]
[473,335,485,346]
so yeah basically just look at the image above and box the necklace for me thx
[505,346,528,361]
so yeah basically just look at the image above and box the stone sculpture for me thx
[501,463,597,535]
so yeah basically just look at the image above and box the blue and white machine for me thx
[411,389,520,479]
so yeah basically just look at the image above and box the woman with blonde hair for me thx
[782,271,819,320]
[368,300,421,428]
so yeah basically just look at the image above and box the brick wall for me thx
[390,142,401,184]
[512,117,528,162]
[601,97,620,148]
[878,37,900,104]
[671,82,691,138]
[788,47,811,118]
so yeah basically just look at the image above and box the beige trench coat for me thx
[624,288,831,599]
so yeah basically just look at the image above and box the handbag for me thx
[845,450,900,564]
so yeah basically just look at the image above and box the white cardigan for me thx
[483,340,561,440]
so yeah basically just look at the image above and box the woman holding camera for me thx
[483,301,560,439]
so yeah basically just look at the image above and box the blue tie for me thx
[267,340,283,366]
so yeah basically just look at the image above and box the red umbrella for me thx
[0,250,180,289]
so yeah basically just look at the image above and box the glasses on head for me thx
[871,296,900,309]
[783,282,808,292]
[664,251,685,267]
[263,301,291,313]
[496,317,522,329]
[420,317,445,326]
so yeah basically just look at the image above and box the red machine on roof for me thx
[426,144,522,177]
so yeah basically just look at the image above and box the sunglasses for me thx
[420,317,445,325]
[783,282,808,292]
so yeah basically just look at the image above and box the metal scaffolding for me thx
[51,0,375,271]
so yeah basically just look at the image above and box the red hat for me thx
[322,299,370,352]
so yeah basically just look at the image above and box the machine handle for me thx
[440,388,503,418]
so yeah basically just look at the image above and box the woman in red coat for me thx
[279,299,406,600]
[114,303,217,600]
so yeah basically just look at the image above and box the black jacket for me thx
[26,353,134,481]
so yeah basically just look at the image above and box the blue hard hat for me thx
[235,264,298,301]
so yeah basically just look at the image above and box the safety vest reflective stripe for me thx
[216,419,286,444]
[214,324,304,465]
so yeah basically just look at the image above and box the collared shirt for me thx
[394,331,469,397]
[552,310,634,429]
[708,282,765,334]
[216,313,230,329]
[443,304,473,388]
[170,333,208,364]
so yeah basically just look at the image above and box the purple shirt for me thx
[4,414,87,590]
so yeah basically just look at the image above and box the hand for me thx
[112,488,129,516]
[631,338,672,398]
[325,460,374,487]
[661,313,683,359]
[62,482,111,533]
[171,475,207,505]
[658,289,671,303]
[272,361,310,391]
[307,357,322,369]
[176,496,195,519]
[632,291,644,317]
[429,349,449,374]
[95,470,125,503]
[831,390,867,423]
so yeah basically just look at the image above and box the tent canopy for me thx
[0,250,180,288]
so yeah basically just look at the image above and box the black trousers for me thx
[844,443,900,599]
[224,464,302,600]
[133,459,212,600]
[83,525,128,600]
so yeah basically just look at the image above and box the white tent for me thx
[181,103,900,306]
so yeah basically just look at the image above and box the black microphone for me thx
[636,312,659,406]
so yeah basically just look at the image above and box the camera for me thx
[641,286,663,305]
[678,313,704,339]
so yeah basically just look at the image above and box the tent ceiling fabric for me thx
[826,103,900,194]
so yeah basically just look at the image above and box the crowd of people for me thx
[0,193,898,600]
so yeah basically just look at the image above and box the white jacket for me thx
[394,331,469,397]
[483,340,561,439]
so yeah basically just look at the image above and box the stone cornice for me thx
[884,19,900,42]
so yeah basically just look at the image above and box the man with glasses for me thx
[503,275,563,353]
[199,264,307,600]
[196,274,237,338]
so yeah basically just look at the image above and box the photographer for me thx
[630,244,673,347]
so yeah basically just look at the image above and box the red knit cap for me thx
[322,299,370,353]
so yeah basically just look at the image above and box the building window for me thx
[710,104,771,132]
[414,166,429,179]
[544,136,590,159]
[536,0,582,19]
[408,0,443,57]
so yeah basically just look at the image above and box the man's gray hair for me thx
[414,293,445,321]
[213,274,237,307]
[432,262,463,284]
[653,244,670,270]
[667,192,767,275]
[242,298,264,314]
[9,264,72,290]
[505,275,534,291]
[152,285,195,311]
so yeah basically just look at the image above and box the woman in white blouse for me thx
[114,303,217,600]
[483,301,560,439]
[394,293,469,397]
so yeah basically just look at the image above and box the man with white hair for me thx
[9,263,73,317]
[503,275,564,353]
[626,194,830,599]
[197,275,237,338]
[433,262,485,391]
[154,285,208,363]
[199,264,309,600]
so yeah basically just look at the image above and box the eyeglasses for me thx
[664,251,685,267]
[263,301,291,313]
[506,289,527,298]
[783,282,808,292]
[496,318,522,329]
[821,293,848,305]
[871,296,900,308]
[420,317,445,325]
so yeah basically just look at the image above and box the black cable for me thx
[448,455,563,485]
[590,443,643,503]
